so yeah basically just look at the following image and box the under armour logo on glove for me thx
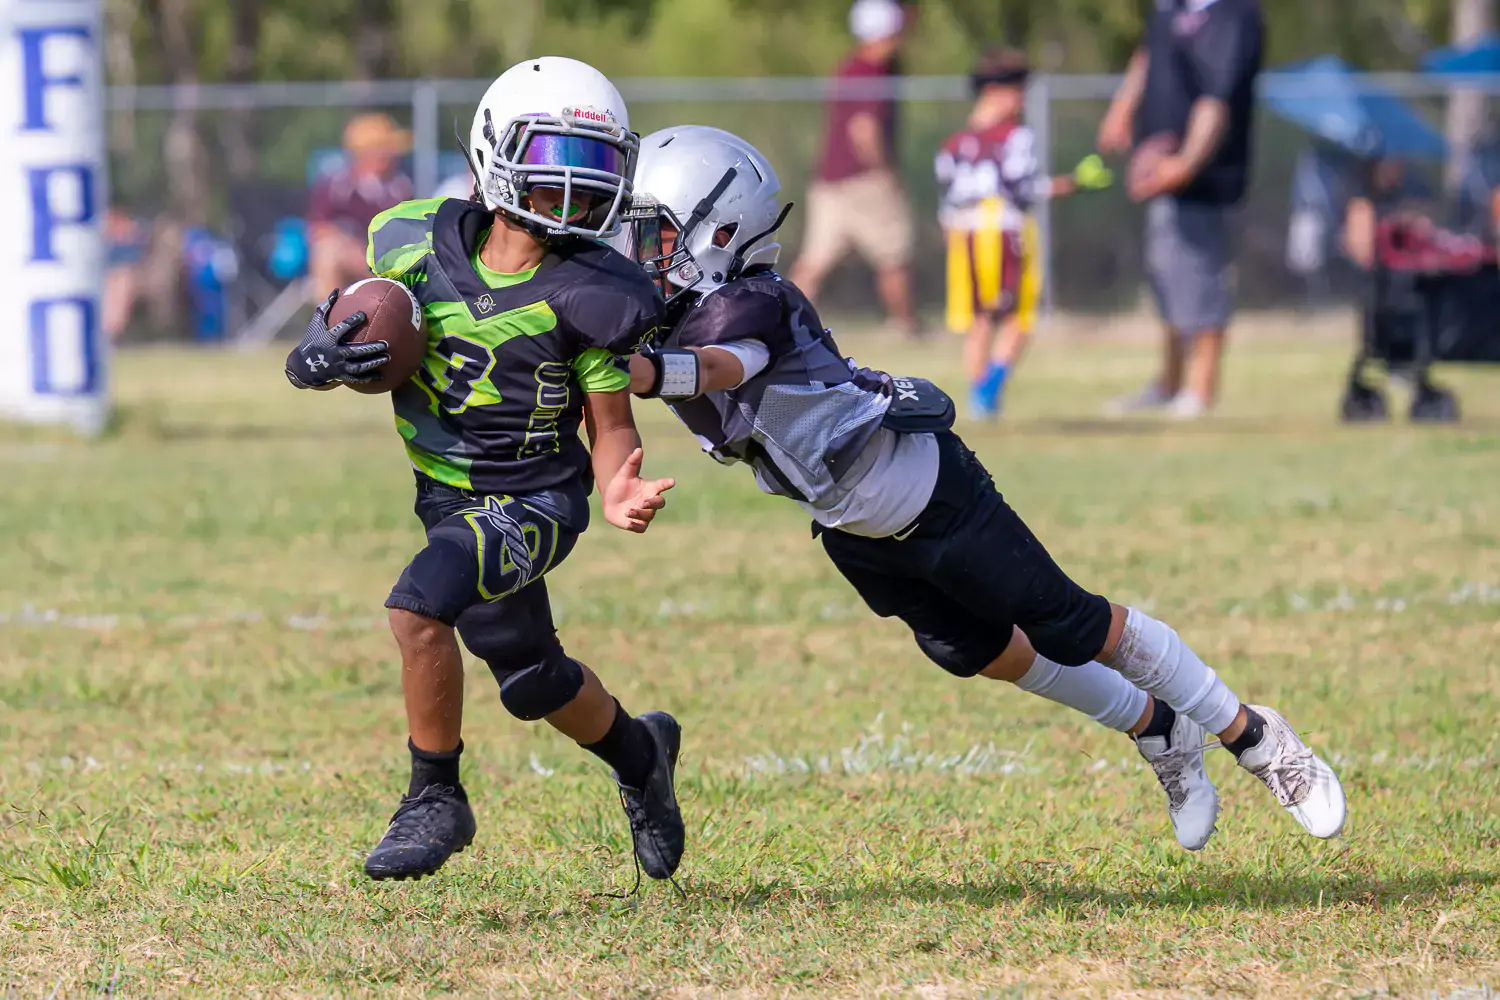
[284,289,391,389]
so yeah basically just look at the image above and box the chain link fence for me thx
[101,73,1500,342]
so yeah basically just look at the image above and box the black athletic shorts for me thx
[819,431,1111,676]
[386,475,585,669]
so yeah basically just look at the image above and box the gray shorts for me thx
[1145,197,1237,334]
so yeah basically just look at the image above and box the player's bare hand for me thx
[602,447,676,533]
[285,289,390,389]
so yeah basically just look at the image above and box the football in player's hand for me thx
[1128,132,1180,200]
[327,277,426,394]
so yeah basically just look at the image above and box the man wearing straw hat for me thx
[307,112,415,299]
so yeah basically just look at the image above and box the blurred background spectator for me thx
[1101,0,1265,420]
[791,0,921,340]
[103,208,147,344]
[89,0,1500,382]
[1452,135,1500,233]
[307,113,414,299]
[1342,157,1438,270]
[1285,140,1359,298]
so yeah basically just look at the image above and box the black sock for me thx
[581,701,655,788]
[408,738,465,798]
[1224,707,1267,759]
[1137,699,1176,740]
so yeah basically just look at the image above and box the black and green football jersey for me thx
[366,198,663,495]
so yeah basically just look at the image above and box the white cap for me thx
[848,0,904,44]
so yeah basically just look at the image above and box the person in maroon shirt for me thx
[307,113,415,301]
[790,0,920,338]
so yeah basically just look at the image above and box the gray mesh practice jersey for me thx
[663,272,894,510]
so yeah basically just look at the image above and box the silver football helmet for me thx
[615,126,790,300]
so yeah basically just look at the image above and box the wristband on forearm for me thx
[638,346,701,400]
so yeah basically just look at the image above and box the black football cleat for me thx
[614,712,685,881]
[363,784,476,881]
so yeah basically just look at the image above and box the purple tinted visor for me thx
[519,130,626,176]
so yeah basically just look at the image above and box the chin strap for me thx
[674,167,739,274]
[455,121,484,202]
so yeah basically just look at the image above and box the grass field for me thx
[2,332,1498,999]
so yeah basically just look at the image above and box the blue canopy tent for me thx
[1423,35,1500,75]
[1263,55,1447,158]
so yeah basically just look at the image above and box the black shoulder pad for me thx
[882,376,956,434]
[675,283,783,349]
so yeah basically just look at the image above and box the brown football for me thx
[327,277,426,394]
[1128,132,1180,198]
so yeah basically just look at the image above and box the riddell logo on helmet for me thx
[565,106,614,125]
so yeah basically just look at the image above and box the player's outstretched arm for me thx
[628,345,751,398]
[284,290,390,390]
[584,390,675,533]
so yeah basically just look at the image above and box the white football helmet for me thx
[467,56,638,239]
[617,126,788,300]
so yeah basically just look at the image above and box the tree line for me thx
[108,0,1468,90]
[104,0,1485,338]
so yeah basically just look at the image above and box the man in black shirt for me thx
[1099,0,1264,418]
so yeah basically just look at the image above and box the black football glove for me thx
[284,290,390,389]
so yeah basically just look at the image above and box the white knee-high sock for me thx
[1107,607,1241,735]
[1013,654,1149,733]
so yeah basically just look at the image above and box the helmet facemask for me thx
[478,107,640,240]
[617,197,706,305]
[619,165,759,305]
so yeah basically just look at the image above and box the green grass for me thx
[2,333,1498,998]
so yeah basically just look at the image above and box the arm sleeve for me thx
[702,339,771,387]
[1191,6,1263,101]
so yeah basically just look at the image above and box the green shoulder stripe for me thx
[367,198,445,279]
[573,346,629,394]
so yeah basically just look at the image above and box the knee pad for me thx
[1026,626,1101,668]
[915,631,1002,678]
[1024,593,1113,668]
[491,647,584,721]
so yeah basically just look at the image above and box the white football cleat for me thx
[1167,392,1209,421]
[1134,710,1220,851]
[1236,705,1347,839]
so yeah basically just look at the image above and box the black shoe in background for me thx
[363,784,476,881]
[614,711,685,880]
